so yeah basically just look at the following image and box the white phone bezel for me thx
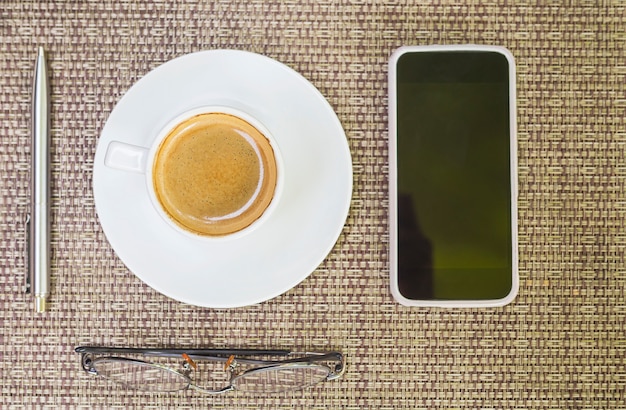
[388,45,519,308]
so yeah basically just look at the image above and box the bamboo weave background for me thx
[1,1,625,408]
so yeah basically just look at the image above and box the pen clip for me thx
[24,214,31,294]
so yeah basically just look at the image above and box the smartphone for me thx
[388,45,518,307]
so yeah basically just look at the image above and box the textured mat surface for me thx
[1,1,625,408]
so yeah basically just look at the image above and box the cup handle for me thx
[104,141,149,173]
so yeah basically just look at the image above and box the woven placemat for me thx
[1,1,625,408]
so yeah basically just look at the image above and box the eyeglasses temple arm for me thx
[74,346,291,358]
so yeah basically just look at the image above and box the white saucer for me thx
[93,50,353,308]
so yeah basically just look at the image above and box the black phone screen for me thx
[395,50,515,301]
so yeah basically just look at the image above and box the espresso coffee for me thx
[152,112,278,236]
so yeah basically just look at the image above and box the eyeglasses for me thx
[75,346,345,394]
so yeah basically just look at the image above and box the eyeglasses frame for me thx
[75,346,345,394]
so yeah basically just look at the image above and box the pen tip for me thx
[35,296,46,313]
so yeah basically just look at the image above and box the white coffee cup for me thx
[103,106,284,241]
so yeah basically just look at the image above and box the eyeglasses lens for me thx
[93,358,190,392]
[231,364,330,393]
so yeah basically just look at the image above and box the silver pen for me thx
[27,46,51,312]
